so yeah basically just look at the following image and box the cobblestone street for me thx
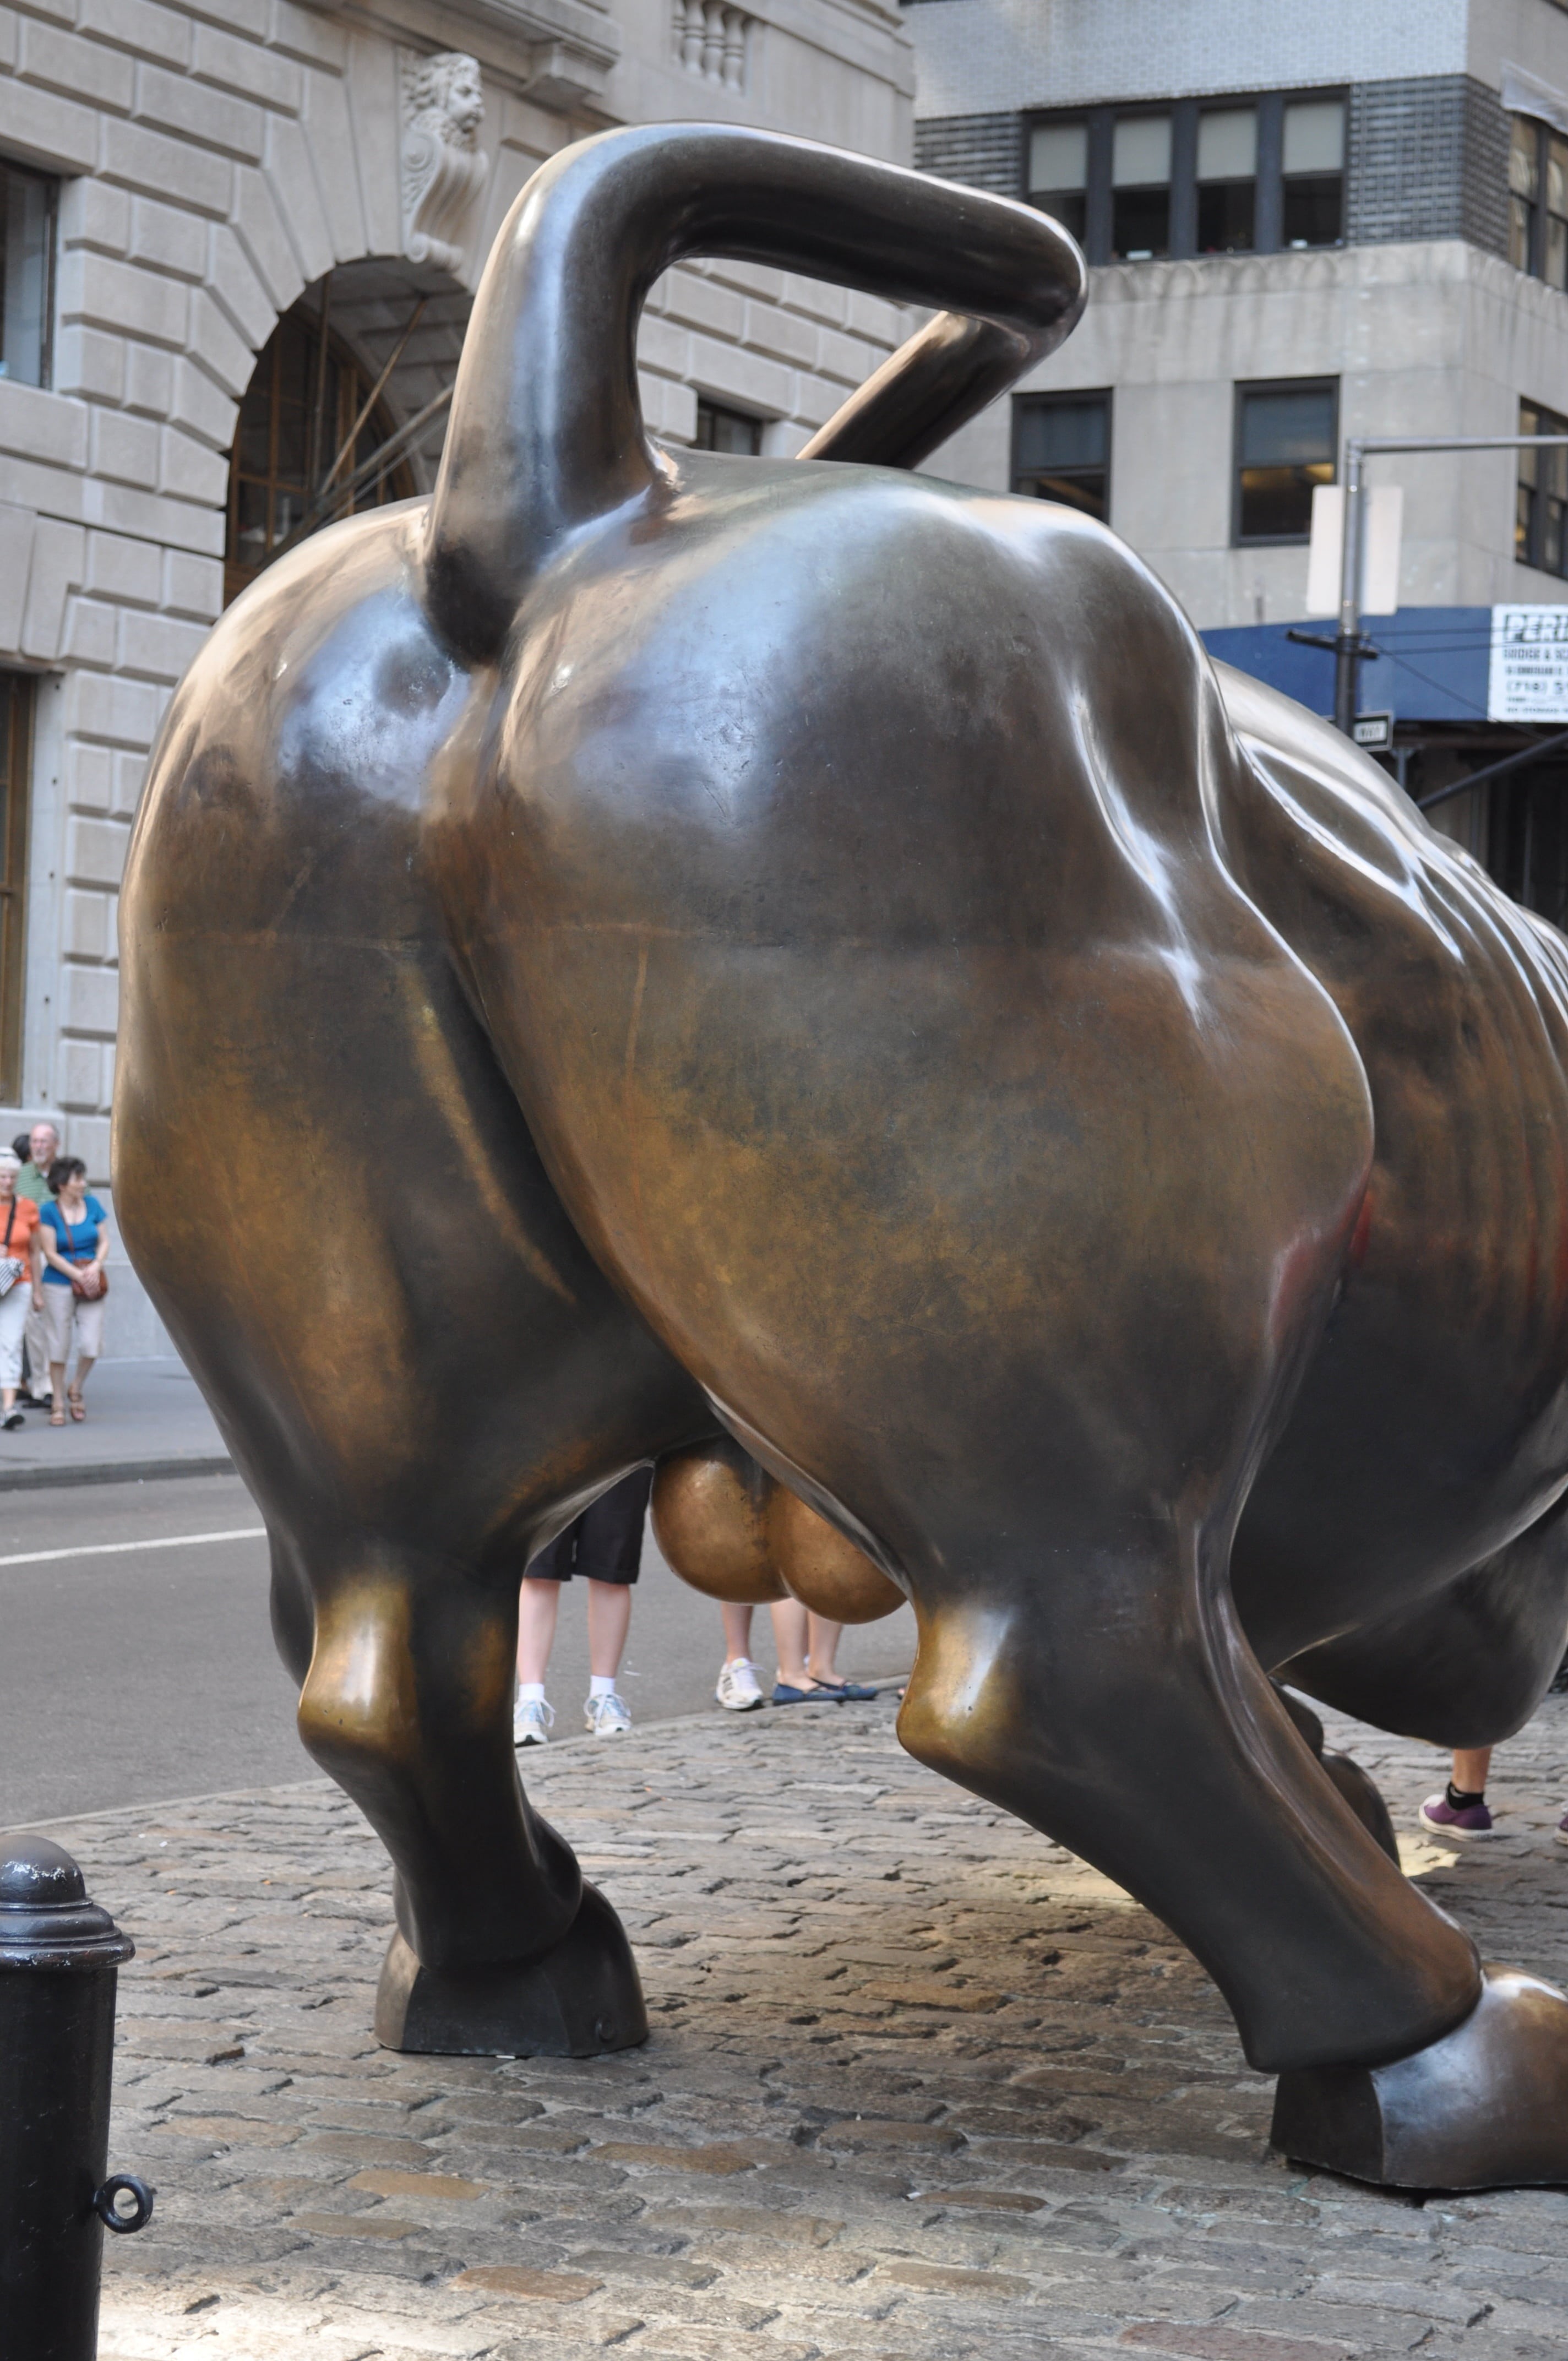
[33,1693,1568,2360]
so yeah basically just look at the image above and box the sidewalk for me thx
[0,1356,230,1488]
[34,1695,1568,2360]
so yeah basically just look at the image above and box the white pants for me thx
[23,1290,47,1390]
[0,1279,29,1389]
[40,1283,105,1369]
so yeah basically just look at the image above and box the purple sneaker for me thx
[1556,1813,1568,1848]
[1420,1790,1495,1839]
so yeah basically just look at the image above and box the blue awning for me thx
[1202,607,1494,726]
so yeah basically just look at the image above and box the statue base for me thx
[374,1881,648,2057]
[1272,1966,1568,2188]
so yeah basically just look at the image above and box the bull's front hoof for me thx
[374,1881,648,2057]
[1272,1966,1568,2188]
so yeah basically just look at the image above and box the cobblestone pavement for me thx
[32,1693,1568,2360]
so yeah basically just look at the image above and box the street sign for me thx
[1352,711,1393,752]
[1489,605,1568,720]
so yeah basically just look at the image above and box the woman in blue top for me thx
[37,1156,108,1424]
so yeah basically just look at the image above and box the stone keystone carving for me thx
[400,51,489,273]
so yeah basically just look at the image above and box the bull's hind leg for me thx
[295,1536,643,2055]
[897,1523,1479,2076]
[899,1520,1568,2188]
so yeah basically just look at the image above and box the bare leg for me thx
[1453,1747,1493,1794]
[806,1615,844,1682]
[70,1352,94,1397]
[516,1576,563,1685]
[586,1578,632,1679]
[770,1595,816,1688]
[720,1601,754,1665]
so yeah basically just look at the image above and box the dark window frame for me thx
[1511,114,1568,289]
[0,157,57,391]
[1517,395,1568,576]
[0,673,32,1105]
[694,398,764,455]
[1232,376,1338,547]
[1024,88,1345,266]
[1010,387,1113,521]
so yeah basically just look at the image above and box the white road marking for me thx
[0,1526,265,1570]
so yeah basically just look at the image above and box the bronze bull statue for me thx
[116,123,1568,2191]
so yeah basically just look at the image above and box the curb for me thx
[0,1452,235,1493]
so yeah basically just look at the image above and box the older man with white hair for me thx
[15,1119,58,1408]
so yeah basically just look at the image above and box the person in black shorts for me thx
[514,1465,651,1744]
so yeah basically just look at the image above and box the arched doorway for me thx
[224,264,471,607]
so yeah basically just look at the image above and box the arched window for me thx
[225,307,417,606]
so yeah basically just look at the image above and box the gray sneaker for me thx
[513,1696,554,1747]
[585,1691,632,1738]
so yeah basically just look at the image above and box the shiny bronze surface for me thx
[117,122,1568,2186]
[652,1435,902,1619]
[651,1438,787,1606]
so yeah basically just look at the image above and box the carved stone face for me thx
[443,60,483,142]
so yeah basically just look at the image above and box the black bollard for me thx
[0,1836,152,2360]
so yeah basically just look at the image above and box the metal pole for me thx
[0,1836,151,2360]
[1334,440,1363,737]
[1321,432,1568,739]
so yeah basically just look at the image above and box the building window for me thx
[1234,379,1337,543]
[1517,398,1568,576]
[693,399,763,454]
[1026,121,1088,242]
[1011,390,1110,520]
[1112,115,1170,260]
[1511,116,1540,270]
[1281,99,1346,247]
[1197,107,1257,253]
[1,161,55,389]
[0,675,31,1103]
[1510,116,1568,287]
[1024,90,1345,265]
[225,304,416,607]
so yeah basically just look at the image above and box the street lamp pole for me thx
[1330,432,1568,738]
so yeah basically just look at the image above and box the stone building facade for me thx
[0,0,913,1351]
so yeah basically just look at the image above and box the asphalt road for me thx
[0,1472,916,1829]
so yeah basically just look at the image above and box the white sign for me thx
[1304,485,1404,618]
[1352,711,1393,751]
[1489,606,1568,720]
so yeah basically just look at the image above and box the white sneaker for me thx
[585,1691,633,1738]
[513,1696,554,1747]
[716,1657,765,1711]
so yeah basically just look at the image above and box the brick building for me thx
[0,0,912,1350]
[908,1,1568,917]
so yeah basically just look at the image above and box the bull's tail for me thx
[422,122,1085,660]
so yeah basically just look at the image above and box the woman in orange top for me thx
[0,1150,40,1428]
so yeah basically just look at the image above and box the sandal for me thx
[49,1406,64,1426]
[67,1389,84,1423]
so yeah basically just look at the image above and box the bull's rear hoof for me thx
[374,1881,648,2057]
[1272,1966,1568,2188]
